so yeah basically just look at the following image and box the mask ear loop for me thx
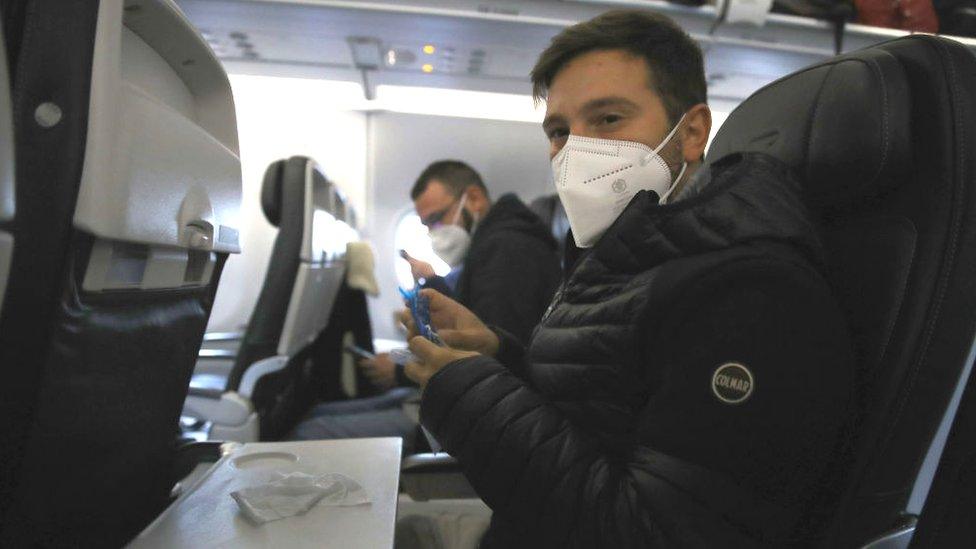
[659,162,688,204]
[655,114,689,204]
[653,114,687,154]
[451,191,468,225]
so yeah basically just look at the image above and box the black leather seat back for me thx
[0,1,242,546]
[227,157,306,389]
[707,35,976,545]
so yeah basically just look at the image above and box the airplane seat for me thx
[232,157,306,376]
[528,193,569,263]
[192,158,303,363]
[0,18,12,317]
[0,22,13,319]
[706,34,976,547]
[184,156,350,442]
[402,35,976,547]
[0,0,241,546]
[304,190,380,402]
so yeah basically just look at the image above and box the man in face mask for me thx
[353,161,562,406]
[399,9,856,548]
[398,162,489,298]
[404,160,562,346]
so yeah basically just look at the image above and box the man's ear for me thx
[681,103,712,163]
[465,185,490,213]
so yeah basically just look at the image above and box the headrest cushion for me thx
[261,159,286,227]
[346,241,379,297]
[707,47,912,209]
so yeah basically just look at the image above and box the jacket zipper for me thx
[541,283,566,323]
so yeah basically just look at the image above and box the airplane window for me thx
[312,209,358,262]
[393,211,451,289]
[706,110,729,154]
[311,209,337,262]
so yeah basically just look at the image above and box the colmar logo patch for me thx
[711,363,754,404]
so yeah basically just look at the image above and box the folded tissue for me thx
[231,472,370,524]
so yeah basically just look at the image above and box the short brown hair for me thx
[530,9,706,125]
[411,160,488,200]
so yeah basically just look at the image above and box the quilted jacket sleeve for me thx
[419,257,855,547]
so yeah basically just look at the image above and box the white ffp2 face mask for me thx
[551,116,687,248]
[429,192,473,268]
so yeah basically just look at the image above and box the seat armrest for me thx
[203,331,245,342]
[183,391,252,425]
[170,440,242,499]
[238,355,289,398]
[182,391,259,442]
[186,386,223,399]
[172,440,238,482]
[182,356,290,441]
[198,348,236,360]
[401,452,477,501]
[402,453,460,473]
[860,516,917,549]
[189,371,229,394]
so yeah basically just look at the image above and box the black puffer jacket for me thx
[420,153,855,548]
[453,193,562,346]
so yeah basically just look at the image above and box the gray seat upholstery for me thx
[0,1,242,546]
[230,157,309,385]
[184,156,354,441]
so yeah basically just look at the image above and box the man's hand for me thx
[405,337,480,388]
[397,289,500,356]
[357,353,396,391]
[401,250,435,280]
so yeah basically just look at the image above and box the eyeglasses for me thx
[422,204,453,227]
[421,193,466,228]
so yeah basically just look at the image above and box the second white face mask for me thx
[429,192,473,268]
[430,225,470,268]
[551,116,687,248]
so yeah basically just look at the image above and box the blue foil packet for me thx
[399,287,443,344]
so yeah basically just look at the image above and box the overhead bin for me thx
[177,0,976,104]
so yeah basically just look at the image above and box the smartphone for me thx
[344,344,376,361]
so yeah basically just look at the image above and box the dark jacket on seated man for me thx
[419,154,856,547]
[428,193,562,346]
